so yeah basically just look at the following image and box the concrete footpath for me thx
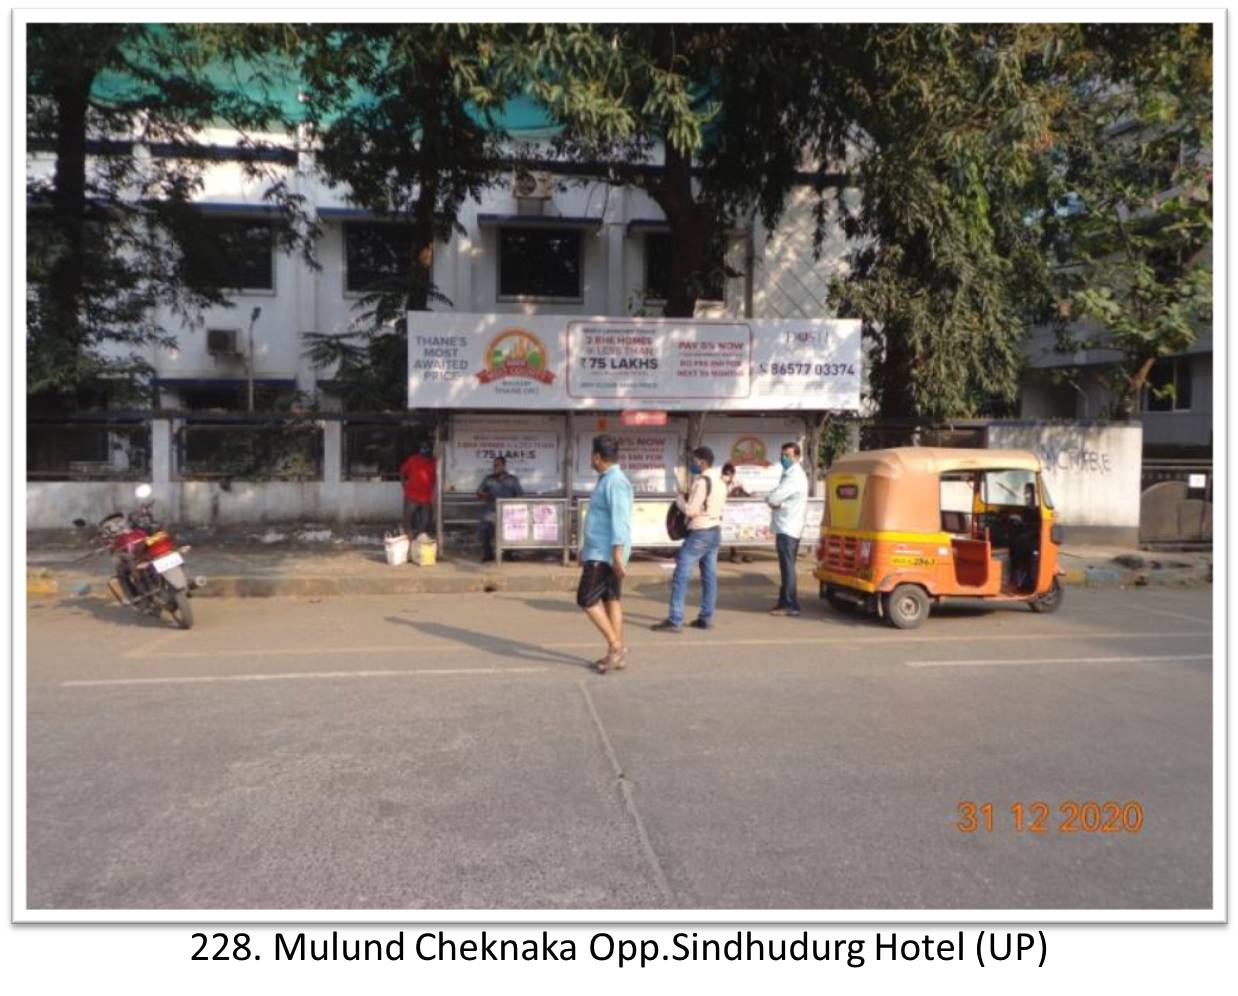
[26,537,1212,599]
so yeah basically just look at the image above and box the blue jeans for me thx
[669,527,722,626]
[775,533,801,610]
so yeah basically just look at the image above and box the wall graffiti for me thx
[1035,444,1115,475]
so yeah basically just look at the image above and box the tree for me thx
[824,24,1076,420]
[1042,24,1212,419]
[515,24,853,318]
[297,24,517,410]
[26,23,313,411]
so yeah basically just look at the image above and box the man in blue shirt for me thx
[578,434,634,673]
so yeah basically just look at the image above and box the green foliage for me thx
[520,25,845,318]
[26,23,316,411]
[1040,24,1212,418]
[826,25,1072,419]
[296,24,518,409]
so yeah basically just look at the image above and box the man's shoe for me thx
[689,618,713,630]
[651,619,683,633]
[768,606,790,616]
[785,608,802,617]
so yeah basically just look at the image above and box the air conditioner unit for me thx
[513,171,554,200]
[206,328,241,356]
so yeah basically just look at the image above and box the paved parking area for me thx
[24,583,1214,912]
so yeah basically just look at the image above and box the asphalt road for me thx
[24,580,1214,912]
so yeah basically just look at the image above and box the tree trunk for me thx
[649,141,711,318]
[876,321,918,420]
[405,61,445,314]
[1117,355,1158,421]
[46,73,93,406]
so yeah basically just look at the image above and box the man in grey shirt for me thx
[476,456,522,562]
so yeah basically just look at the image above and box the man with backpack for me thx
[653,446,727,633]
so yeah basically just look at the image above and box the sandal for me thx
[594,644,629,674]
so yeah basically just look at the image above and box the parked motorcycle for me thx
[74,484,204,629]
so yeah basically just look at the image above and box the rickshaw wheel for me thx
[884,584,929,629]
[1029,577,1064,614]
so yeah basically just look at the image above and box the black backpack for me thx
[666,474,711,541]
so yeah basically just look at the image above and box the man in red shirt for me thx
[399,441,437,538]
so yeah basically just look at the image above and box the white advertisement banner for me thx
[570,416,686,495]
[703,417,806,496]
[409,313,861,411]
[445,415,564,495]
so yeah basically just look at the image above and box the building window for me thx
[1143,357,1193,412]
[643,231,724,303]
[345,222,414,294]
[185,216,274,291]
[498,227,582,300]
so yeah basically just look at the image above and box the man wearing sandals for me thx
[578,434,634,673]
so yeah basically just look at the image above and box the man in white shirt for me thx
[652,446,727,632]
[766,442,809,617]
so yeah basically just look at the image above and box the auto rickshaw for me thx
[814,447,1064,629]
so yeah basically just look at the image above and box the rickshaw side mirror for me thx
[1050,524,1064,545]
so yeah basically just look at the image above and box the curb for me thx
[31,564,1210,600]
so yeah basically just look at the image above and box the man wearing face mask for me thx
[653,445,726,633]
[766,442,810,616]
[399,439,437,540]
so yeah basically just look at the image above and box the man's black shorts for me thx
[577,560,622,608]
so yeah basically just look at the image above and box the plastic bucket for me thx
[413,540,437,567]
[384,534,411,566]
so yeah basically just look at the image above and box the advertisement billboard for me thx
[409,313,862,412]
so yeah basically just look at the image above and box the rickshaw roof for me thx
[828,447,1042,477]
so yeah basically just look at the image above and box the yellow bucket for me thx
[413,540,437,567]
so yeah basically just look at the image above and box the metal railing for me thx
[175,417,324,481]
[27,418,151,481]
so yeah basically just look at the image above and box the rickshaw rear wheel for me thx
[1029,577,1064,614]
[884,584,929,629]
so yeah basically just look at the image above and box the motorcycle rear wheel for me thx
[170,589,194,629]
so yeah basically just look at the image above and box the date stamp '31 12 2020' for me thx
[956,801,1145,835]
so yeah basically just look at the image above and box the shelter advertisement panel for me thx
[445,414,564,494]
[408,313,862,411]
[703,417,806,496]
[570,416,685,495]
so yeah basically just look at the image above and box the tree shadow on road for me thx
[384,615,594,670]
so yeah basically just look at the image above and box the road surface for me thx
[25,581,1214,912]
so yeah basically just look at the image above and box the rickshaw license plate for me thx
[152,552,184,573]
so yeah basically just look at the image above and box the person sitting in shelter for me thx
[721,462,751,564]
[476,456,523,563]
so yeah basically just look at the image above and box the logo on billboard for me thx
[476,329,556,386]
[729,436,771,468]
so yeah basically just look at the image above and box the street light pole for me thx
[247,306,261,412]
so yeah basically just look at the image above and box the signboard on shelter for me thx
[445,415,563,494]
[409,313,862,412]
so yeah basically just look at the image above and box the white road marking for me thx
[906,654,1212,668]
[578,680,675,904]
[124,628,1208,661]
[61,666,550,688]
[1103,602,1213,625]
[139,644,475,660]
